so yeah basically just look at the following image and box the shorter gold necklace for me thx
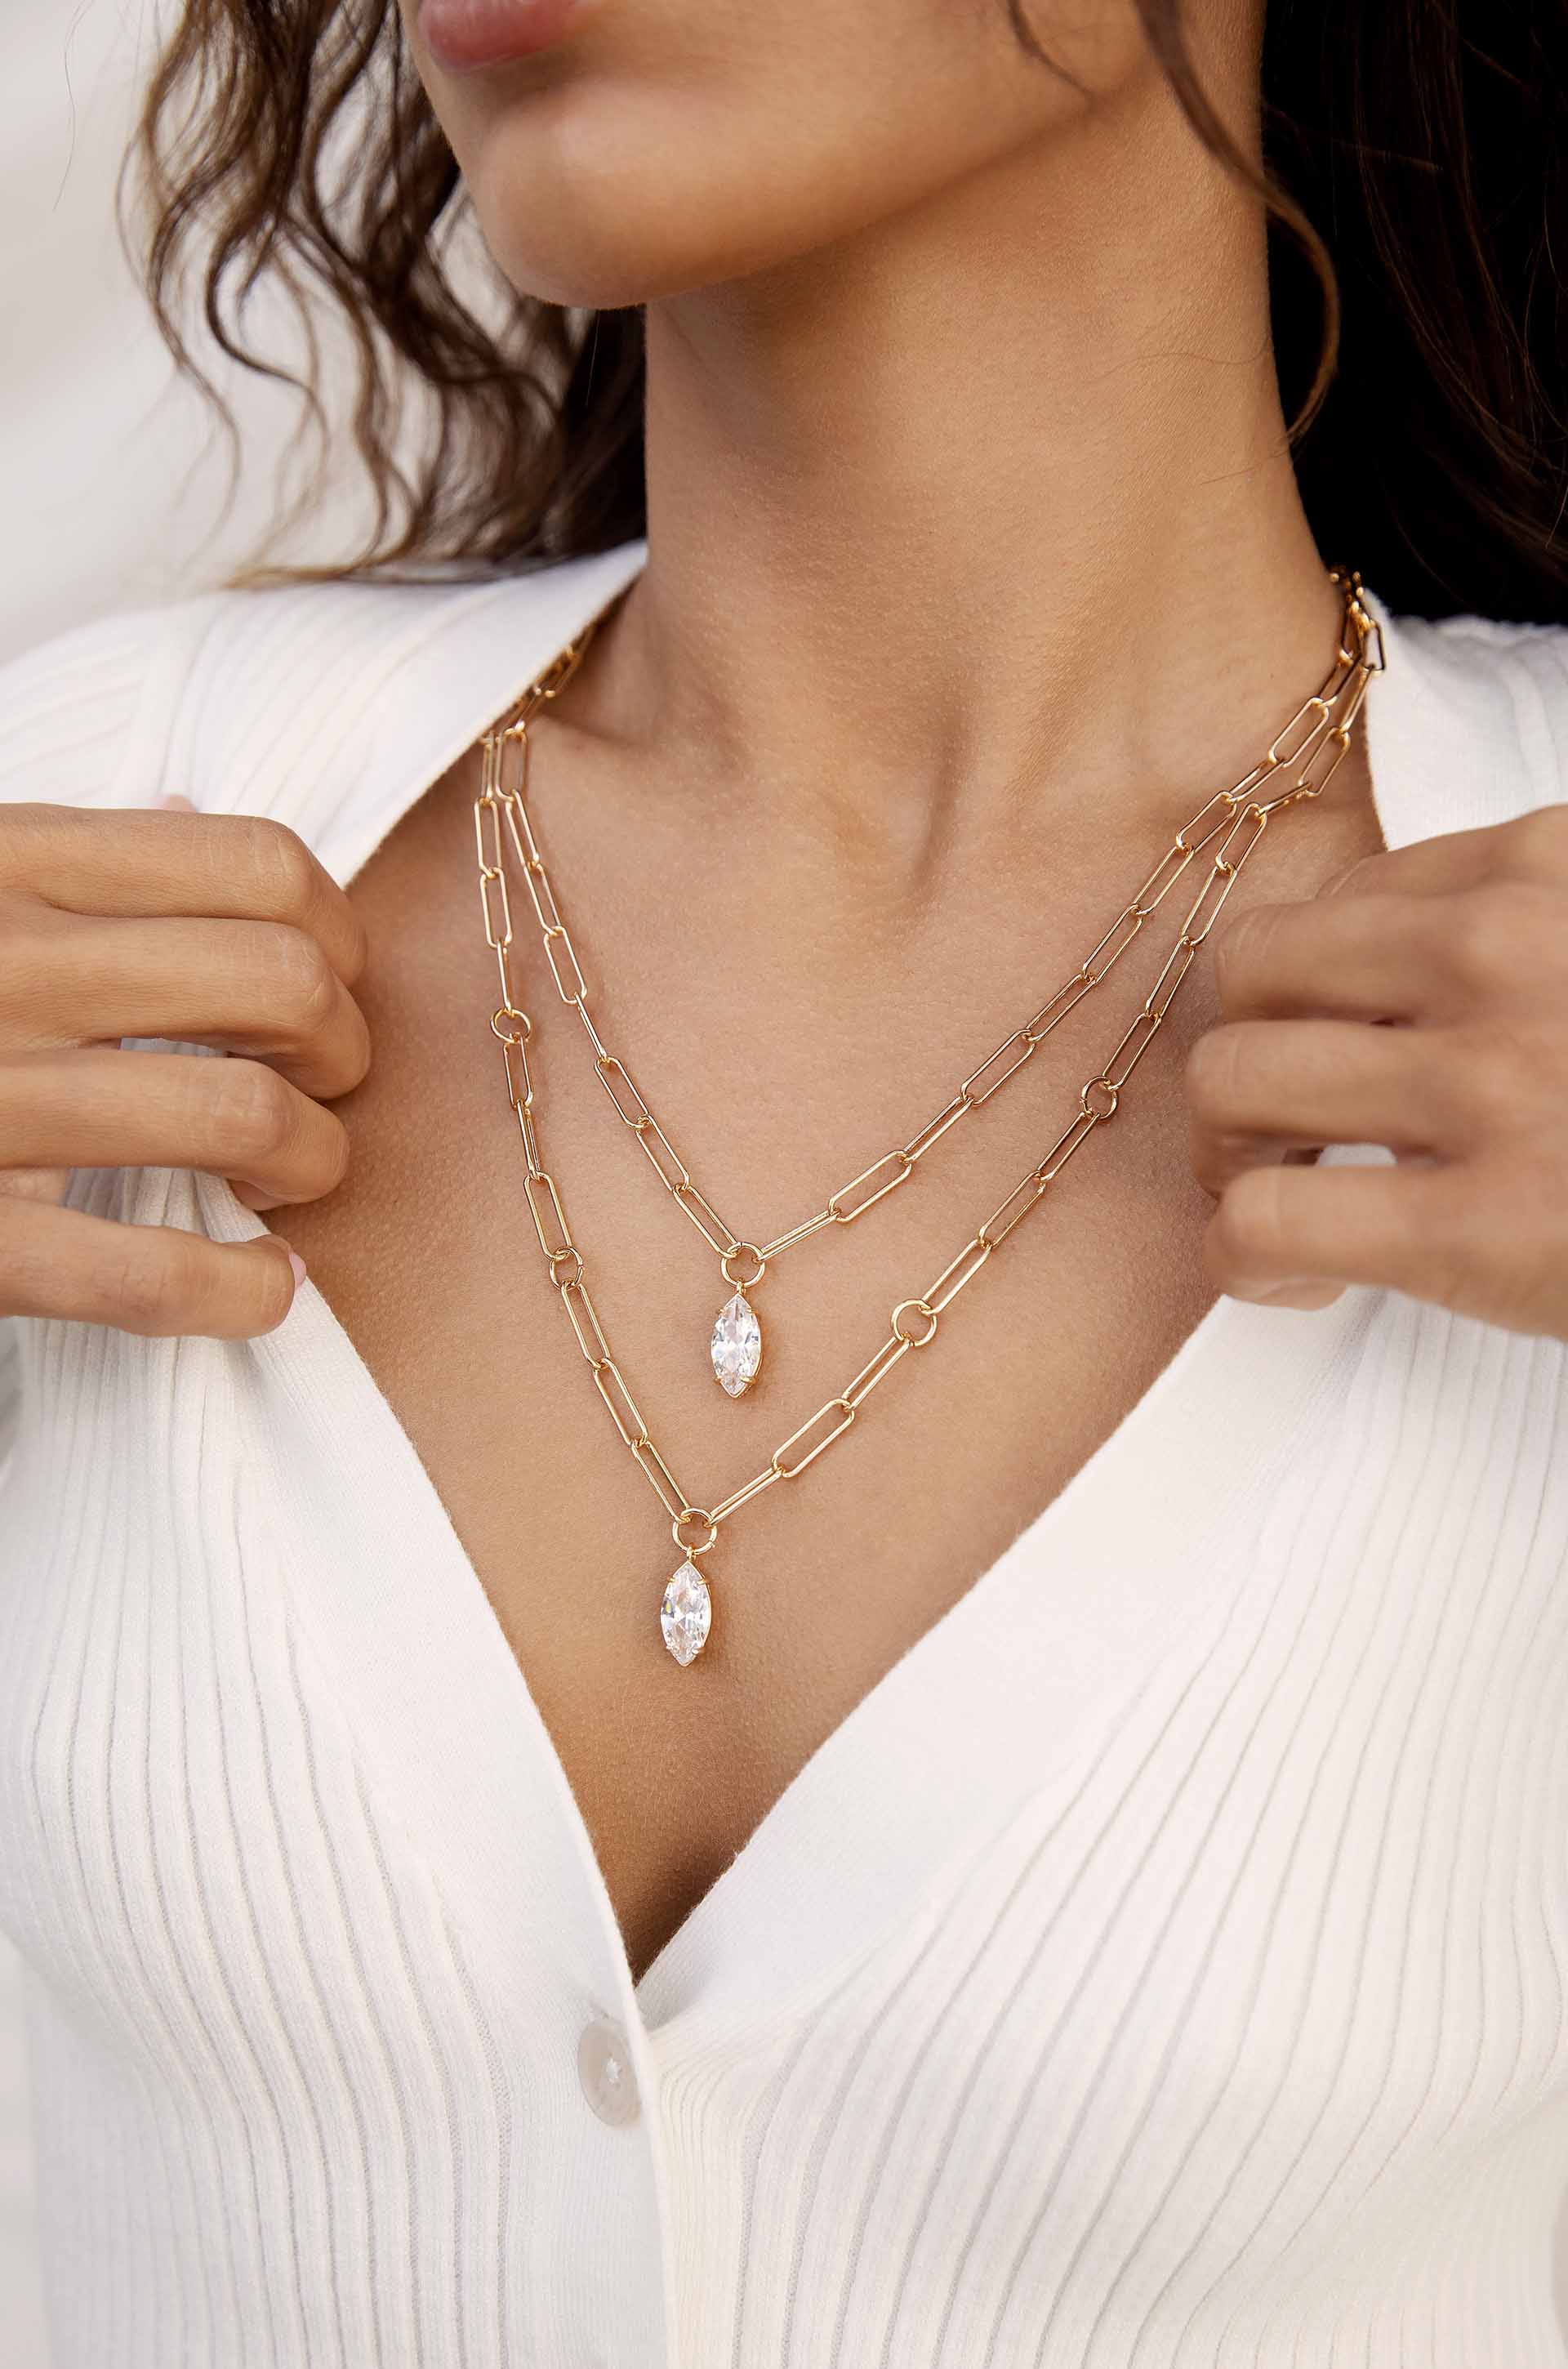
[470,573,1383,1667]
[489,578,1381,1408]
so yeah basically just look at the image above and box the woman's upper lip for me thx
[417,0,581,73]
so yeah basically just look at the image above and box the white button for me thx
[577,2014,640,2126]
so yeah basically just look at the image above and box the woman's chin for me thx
[440,47,977,314]
[466,144,816,311]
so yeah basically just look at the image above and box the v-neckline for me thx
[190,551,1427,2051]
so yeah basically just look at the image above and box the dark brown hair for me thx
[136,0,1568,622]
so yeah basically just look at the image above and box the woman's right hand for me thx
[0,796,370,1339]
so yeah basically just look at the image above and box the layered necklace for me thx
[470,571,1383,1666]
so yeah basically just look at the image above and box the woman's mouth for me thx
[418,0,585,72]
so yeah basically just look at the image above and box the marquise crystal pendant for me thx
[660,1561,713,1666]
[710,1291,763,1398]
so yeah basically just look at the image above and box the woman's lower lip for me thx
[418,0,581,71]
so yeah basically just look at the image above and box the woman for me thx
[2,0,1567,2359]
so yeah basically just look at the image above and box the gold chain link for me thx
[470,572,1383,1595]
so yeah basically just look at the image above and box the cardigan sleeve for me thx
[0,599,214,1473]
[0,597,220,813]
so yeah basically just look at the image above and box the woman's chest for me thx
[266,779,1276,1985]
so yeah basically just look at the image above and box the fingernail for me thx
[287,1251,308,1289]
[152,792,196,810]
[1236,1278,1338,1309]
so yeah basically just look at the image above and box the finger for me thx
[1211,894,1450,1024]
[8,914,371,1099]
[1204,1162,1461,1306]
[0,1197,304,1339]
[1322,803,1568,901]
[0,1049,350,1207]
[1215,876,1568,1028]
[4,801,368,988]
[1186,1019,1456,1193]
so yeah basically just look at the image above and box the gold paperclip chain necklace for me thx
[487,574,1381,1408]
[471,571,1383,1666]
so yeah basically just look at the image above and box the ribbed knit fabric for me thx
[2,545,1568,2367]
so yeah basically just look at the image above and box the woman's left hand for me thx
[1188,804,1568,1342]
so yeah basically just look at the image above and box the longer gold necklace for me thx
[471,571,1383,1667]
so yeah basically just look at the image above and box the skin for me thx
[2,0,1566,1981]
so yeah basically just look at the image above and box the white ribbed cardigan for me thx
[2,543,1568,2368]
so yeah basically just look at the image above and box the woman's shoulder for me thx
[1392,601,1568,805]
[0,594,217,816]
[0,543,647,860]
[1372,598,1568,840]
[1396,605,1568,733]
[7,557,1564,851]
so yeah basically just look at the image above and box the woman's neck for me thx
[601,49,1346,860]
